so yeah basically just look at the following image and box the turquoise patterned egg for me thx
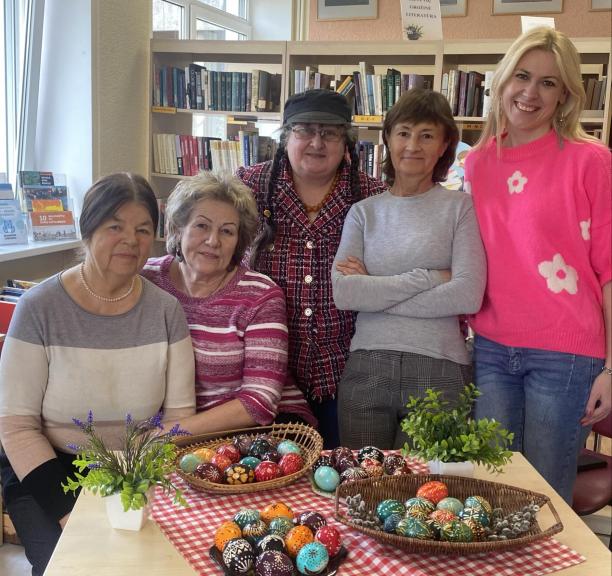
[383,513,404,534]
[464,495,493,515]
[233,508,260,529]
[460,506,490,527]
[436,497,464,516]
[240,456,261,469]
[440,519,474,542]
[268,516,295,537]
[396,516,435,540]
[295,541,329,575]
[277,440,302,456]
[242,520,268,546]
[222,538,254,573]
[376,499,406,522]
[404,496,436,519]
[179,453,201,473]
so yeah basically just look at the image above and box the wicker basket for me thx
[334,474,563,555]
[176,422,323,495]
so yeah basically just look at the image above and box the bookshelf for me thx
[148,37,611,190]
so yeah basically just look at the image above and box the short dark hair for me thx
[165,171,258,270]
[382,89,459,185]
[80,173,158,242]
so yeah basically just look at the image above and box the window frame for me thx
[189,2,251,40]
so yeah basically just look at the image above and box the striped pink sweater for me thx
[143,256,316,426]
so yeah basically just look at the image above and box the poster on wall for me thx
[400,0,443,41]
[317,0,378,21]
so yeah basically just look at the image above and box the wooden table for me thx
[43,453,611,575]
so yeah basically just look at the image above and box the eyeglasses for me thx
[291,125,344,143]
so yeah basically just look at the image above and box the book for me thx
[0,193,28,245]
[29,210,77,241]
[31,199,64,212]
[481,71,494,118]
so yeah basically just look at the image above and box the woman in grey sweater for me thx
[332,89,486,449]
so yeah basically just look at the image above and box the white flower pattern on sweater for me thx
[538,253,579,295]
[507,170,528,194]
[580,219,591,241]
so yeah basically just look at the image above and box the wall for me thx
[308,0,612,41]
[36,0,92,216]
[91,0,151,179]
[252,0,293,39]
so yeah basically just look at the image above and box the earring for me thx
[176,246,184,262]
[557,110,566,127]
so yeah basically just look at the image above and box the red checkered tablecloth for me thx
[151,463,585,576]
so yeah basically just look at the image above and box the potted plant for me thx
[405,24,424,40]
[400,383,513,476]
[62,411,190,530]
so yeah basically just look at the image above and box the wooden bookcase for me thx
[149,37,611,188]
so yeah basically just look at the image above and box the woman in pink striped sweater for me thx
[464,28,611,503]
[143,172,315,434]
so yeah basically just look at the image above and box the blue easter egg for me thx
[233,508,260,529]
[268,516,294,537]
[314,466,340,492]
[277,440,302,456]
[436,497,464,516]
[179,453,201,473]
[240,456,262,469]
[376,499,406,522]
[296,541,329,575]
[383,513,404,533]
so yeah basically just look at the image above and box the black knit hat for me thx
[283,89,352,125]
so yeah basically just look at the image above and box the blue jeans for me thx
[473,334,603,504]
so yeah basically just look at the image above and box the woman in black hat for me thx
[237,89,387,448]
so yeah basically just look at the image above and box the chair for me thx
[572,411,612,550]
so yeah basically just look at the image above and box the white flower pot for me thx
[104,492,151,531]
[428,460,475,477]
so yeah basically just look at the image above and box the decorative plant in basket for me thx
[62,411,191,514]
[400,384,514,474]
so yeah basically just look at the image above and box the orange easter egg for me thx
[285,525,314,558]
[214,521,242,552]
[260,502,294,524]
[192,447,215,463]
[416,480,449,505]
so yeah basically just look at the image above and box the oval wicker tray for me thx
[334,474,563,555]
[176,422,323,495]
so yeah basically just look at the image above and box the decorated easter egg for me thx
[330,446,353,467]
[357,446,384,464]
[192,446,216,463]
[336,456,357,473]
[340,466,370,484]
[233,434,253,456]
[462,518,487,541]
[382,453,406,475]
[254,550,294,576]
[296,511,327,533]
[267,516,295,537]
[255,461,283,482]
[222,538,255,573]
[360,458,384,478]
[234,508,261,529]
[242,520,269,546]
[416,481,449,505]
[383,513,404,534]
[211,453,233,472]
[396,516,435,540]
[285,525,314,558]
[428,509,457,529]
[179,453,201,473]
[240,456,262,469]
[249,438,273,458]
[296,541,329,575]
[313,466,340,492]
[440,519,474,542]
[194,462,224,483]
[225,463,256,485]
[256,533,286,555]
[255,433,279,449]
[376,499,406,522]
[464,495,493,515]
[404,496,436,519]
[261,449,281,463]
[436,497,464,516]
[390,461,413,476]
[261,502,294,524]
[315,525,342,557]
[214,521,242,551]
[216,443,241,463]
[278,452,304,476]
[460,506,490,527]
[277,439,302,456]
[312,455,333,474]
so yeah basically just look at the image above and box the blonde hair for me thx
[475,27,598,150]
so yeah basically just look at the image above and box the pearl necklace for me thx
[79,263,136,303]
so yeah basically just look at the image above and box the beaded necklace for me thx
[302,172,339,214]
[79,263,136,303]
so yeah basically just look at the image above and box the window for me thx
[198,0,247,19]
[194,18,246,40]
[189,1,251,40]
[0,8,6,178]
[152,0,186,39]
